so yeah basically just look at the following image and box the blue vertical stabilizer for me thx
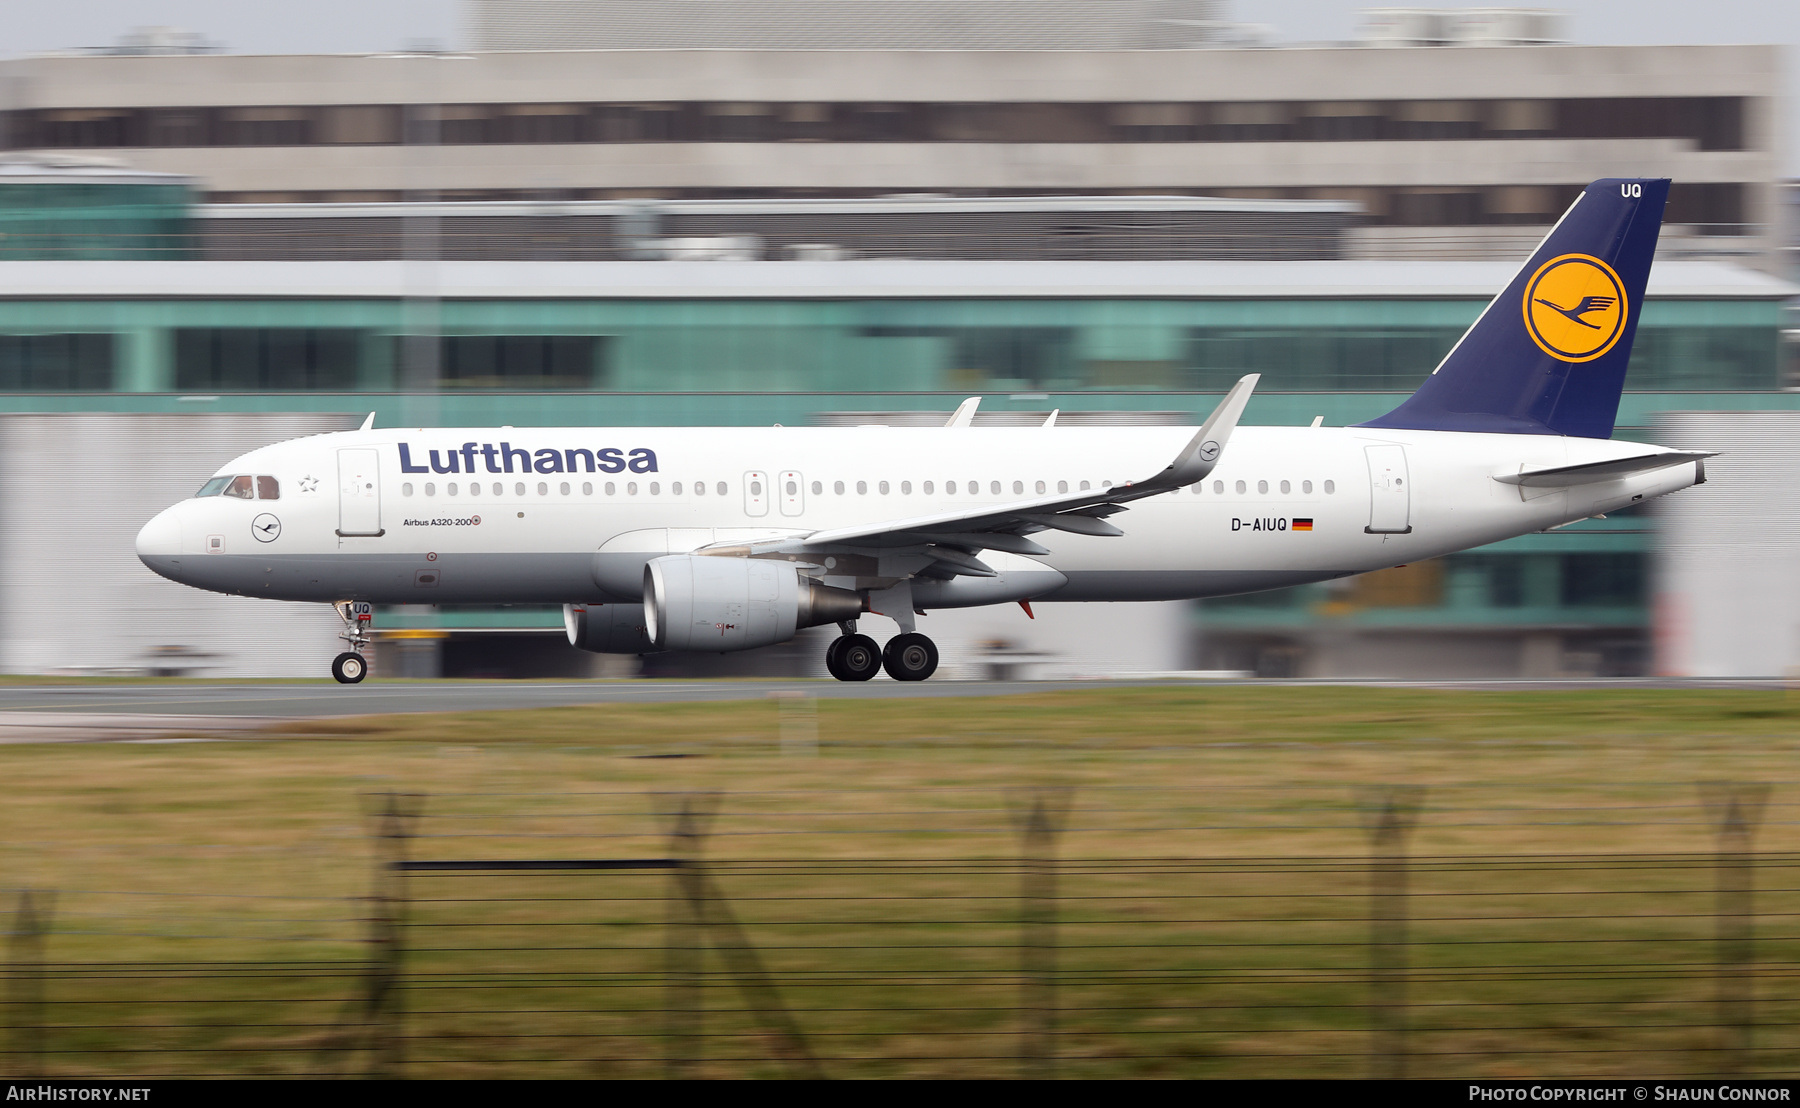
[1360,178,1669,439]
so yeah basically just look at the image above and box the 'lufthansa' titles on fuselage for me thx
[398,443,659,476]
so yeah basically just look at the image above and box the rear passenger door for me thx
[1364,445,1411,535]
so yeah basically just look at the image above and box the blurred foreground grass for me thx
[4,685,1800,1078]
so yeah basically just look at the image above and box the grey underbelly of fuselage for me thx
[140,552,607,604]
[143,551,1355,607]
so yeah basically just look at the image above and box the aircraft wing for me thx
[699,375,1259,573]
[1494,450,1715,488]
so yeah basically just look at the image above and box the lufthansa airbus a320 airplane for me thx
[138,178,1709,684]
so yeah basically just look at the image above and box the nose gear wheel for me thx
[331,651,368,684]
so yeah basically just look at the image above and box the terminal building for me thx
[0,5,1794,678]
[0,4,1783,267]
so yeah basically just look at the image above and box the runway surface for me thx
[0,676,1785,741]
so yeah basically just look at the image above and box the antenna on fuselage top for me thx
[359,412,376,431]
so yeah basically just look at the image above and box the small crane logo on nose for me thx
[252,514,282,543]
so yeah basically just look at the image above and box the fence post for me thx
[1701,783,1770,1077]
[661,793,717,1079]
[1360,786,1423,1081]
[1011,786,1072,1079]
[7,890,52,1078]
[364,792,422,1078]
[771,690,818,757]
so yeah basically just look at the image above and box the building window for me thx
[441,335,605,390]
[174,328,358,390]
[0,334,115,390]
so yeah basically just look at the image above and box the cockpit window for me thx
[197,474,281,499]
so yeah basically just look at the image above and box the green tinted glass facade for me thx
[0,296,1781,393]
[0,183,195,260]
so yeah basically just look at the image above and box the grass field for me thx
[6,685,1800,1078]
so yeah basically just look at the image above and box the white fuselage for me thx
[135,424,1701,608]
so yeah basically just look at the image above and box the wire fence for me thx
[6,782,1800,1078]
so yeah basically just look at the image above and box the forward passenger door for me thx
[337,448,384,537]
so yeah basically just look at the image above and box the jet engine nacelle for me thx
[564,602,660,654]
[644,555,863,653]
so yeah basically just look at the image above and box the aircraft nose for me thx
[135,506,183,561]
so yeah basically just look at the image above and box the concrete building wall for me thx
[11,45,1777,108]
[0,413,355,677]
[5,43,1779,262]
[1654,411,1800,677]
[62,137,1759,197]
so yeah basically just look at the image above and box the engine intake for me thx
[644,555,863,653]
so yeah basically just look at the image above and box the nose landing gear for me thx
[331,652,368,684]
[332,601,371,684]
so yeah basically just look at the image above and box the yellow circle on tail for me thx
[1522,254,1628,363]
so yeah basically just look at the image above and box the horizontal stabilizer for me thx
[1494,451,1715,488]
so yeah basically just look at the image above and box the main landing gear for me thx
[331,601,371,684]
[825,622,939,682]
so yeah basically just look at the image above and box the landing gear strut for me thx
[332,601,371,684]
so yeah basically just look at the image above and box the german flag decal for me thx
[1292,518,1314,532]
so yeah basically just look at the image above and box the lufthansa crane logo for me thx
[1522,253,1628,363]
